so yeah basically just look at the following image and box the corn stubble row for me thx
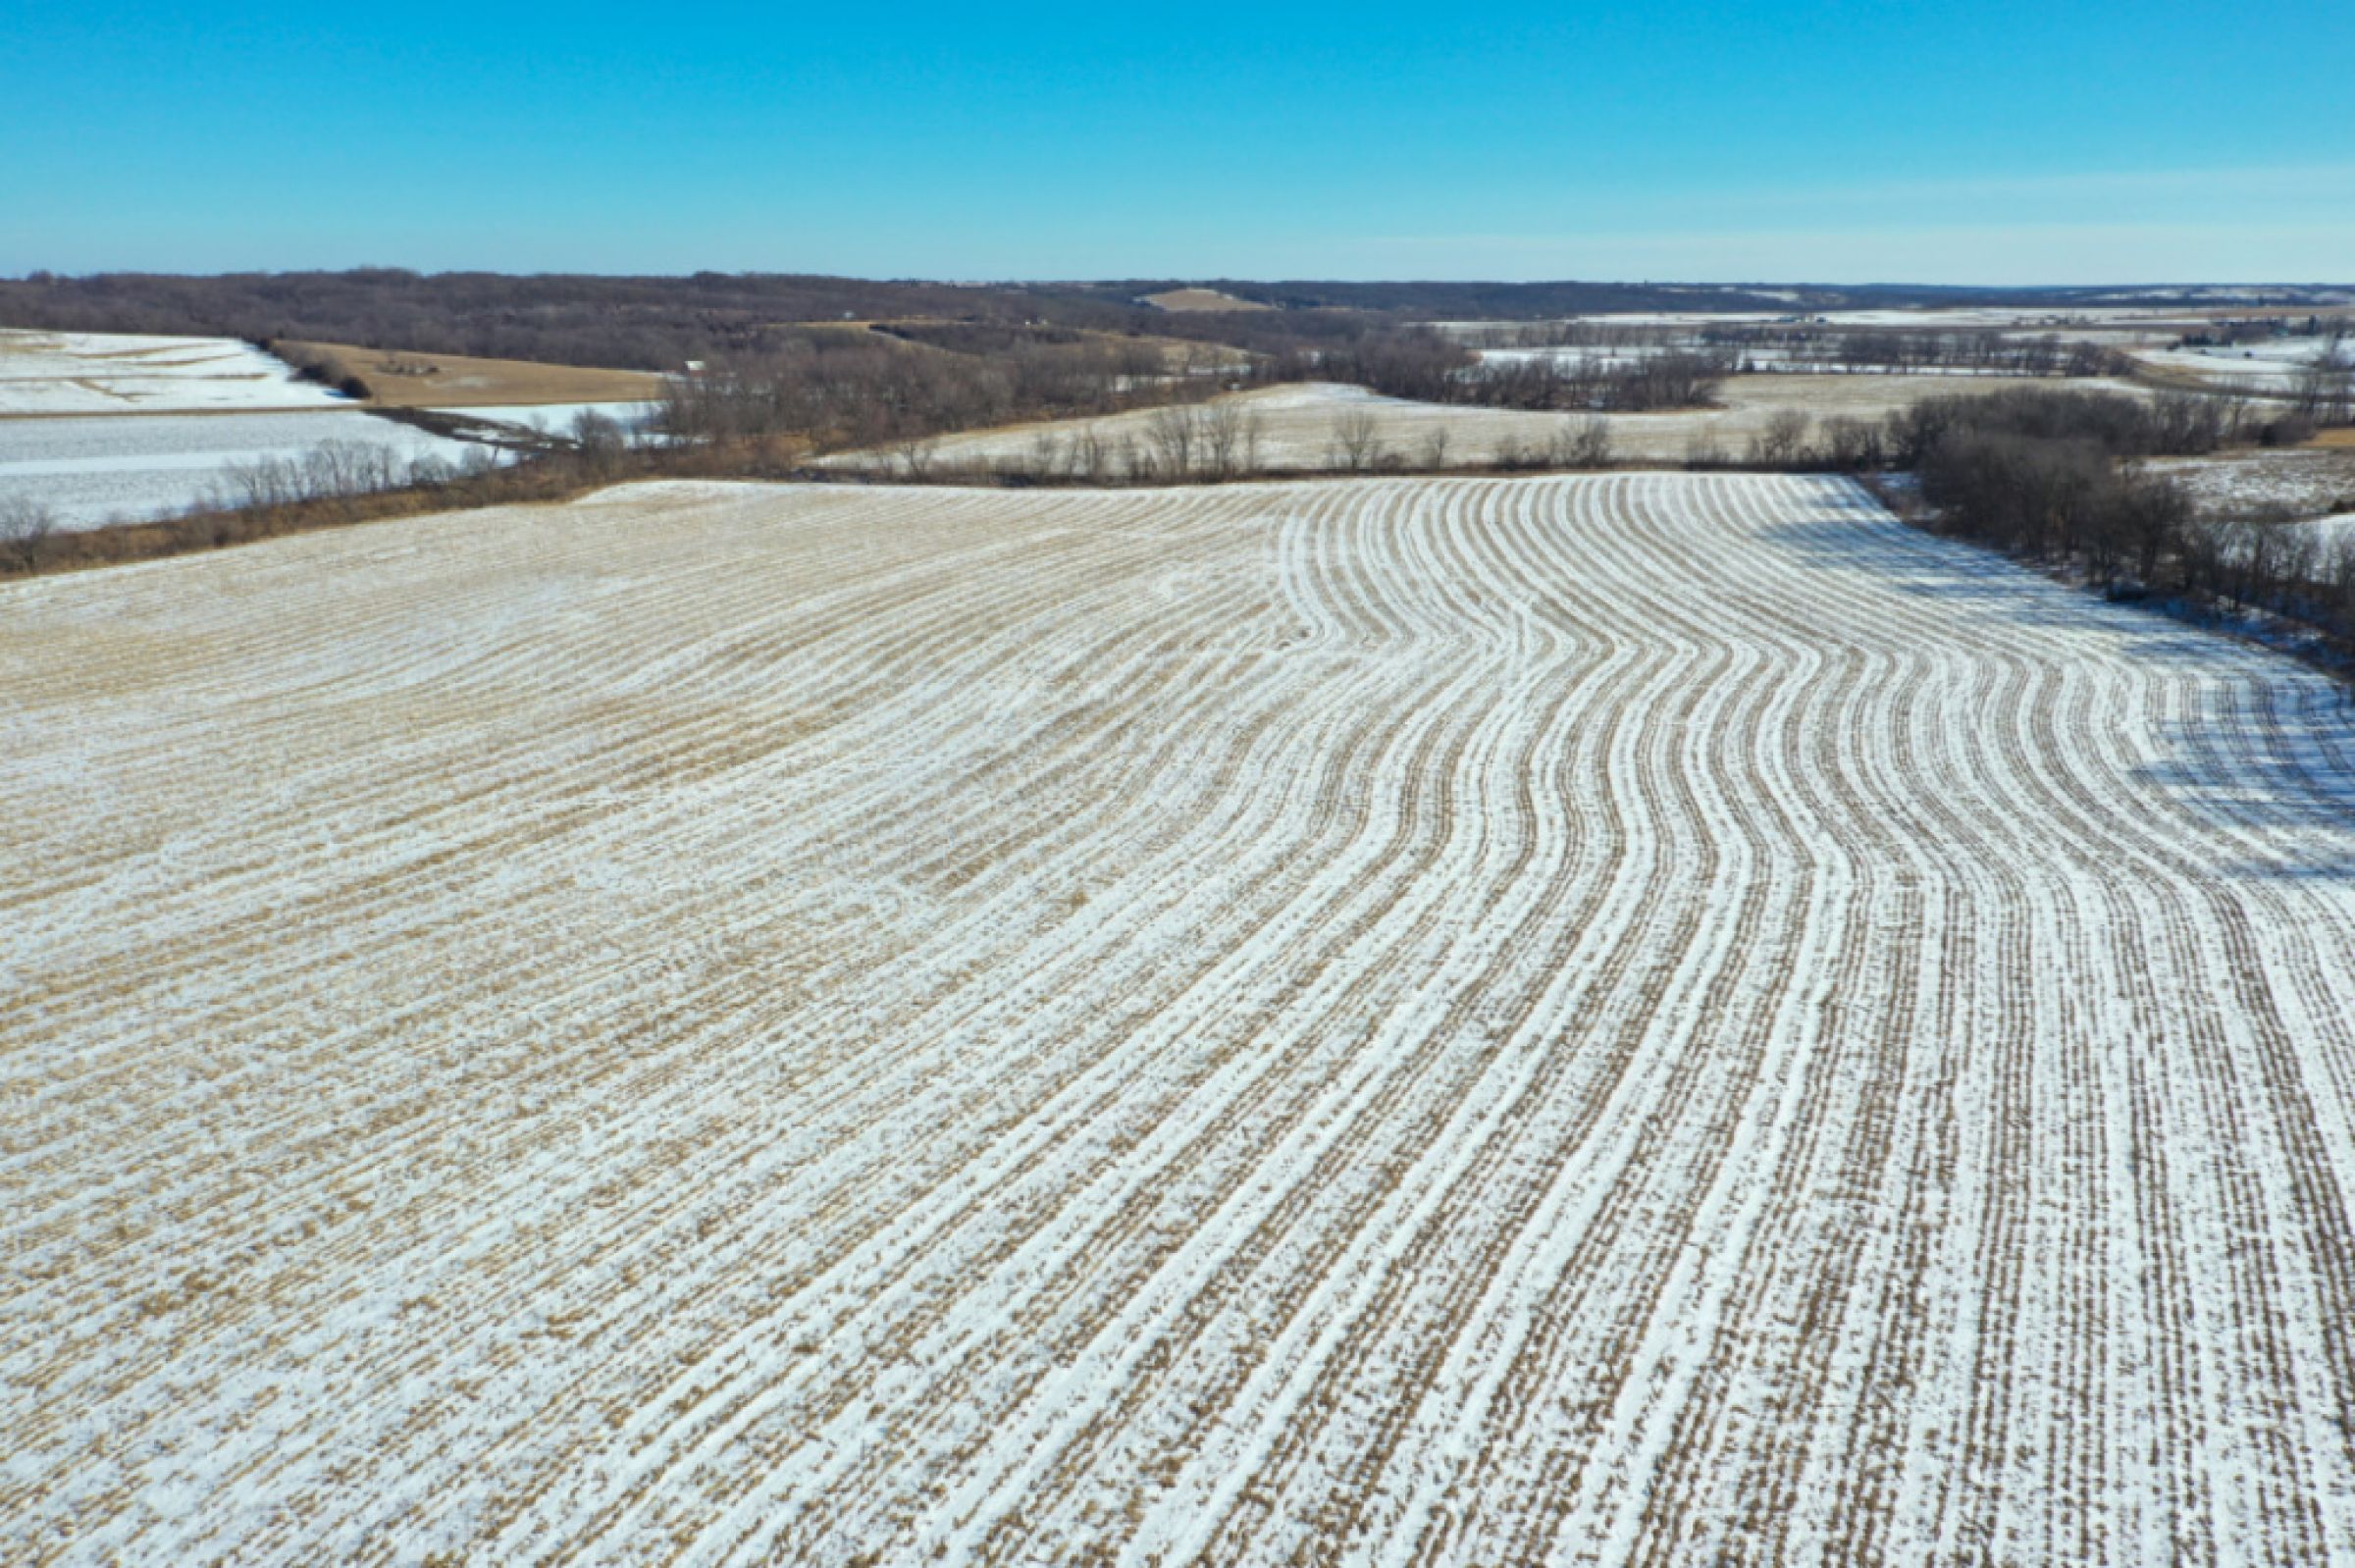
[5,474,2355,1563]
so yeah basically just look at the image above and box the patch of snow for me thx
[430,401,663,437]
[0,328,350,415]
[0,411,492,531]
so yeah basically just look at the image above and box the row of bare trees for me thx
[1682,388,2267,480]
[2292,347,2355,425]
[1896,386,2355,646]
[194,405,662,521]
[205,440,494,517]
[1698,326,2119,378]
[1468,351,1730,412]
[896,400,1273,484]
[0,407,708,576]
[659,337,1192,450]
[881,408,1619,485]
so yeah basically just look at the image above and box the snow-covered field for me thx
[8,474,2355,1562]
[2285,512,2355,554]
[2147,448,2355,520]
[430,399,662,437]
[0,410,490,530]
[1473,343,1679,369]
[0,328,348,415]
[1441,307,2192,335]
[842,375,2138,473]
[1476,343,2068,377]
[2130,338,2354,392]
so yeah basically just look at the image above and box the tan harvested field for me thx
[1141,287,1273,312]
[839,375,2141,474]
[280,340,666,407]
[9,474,2355,1562]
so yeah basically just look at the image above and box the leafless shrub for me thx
[1146,404,1201,478]
[0,496,56,570]
[1202,401,1248,480]
[1747,408,1813,466]
[1331,408,1383,472]
[1563,414,1613,468]
[570,410,629,477]
[1819,416,1885,470]
[1118,435,1155,484]
[1026,429,1069,481]
[895,435,938,480]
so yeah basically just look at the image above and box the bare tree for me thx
[569,411,628,479]
[1146,404,1201,478]
[1568,414,1612,468]
[2326,537,2355,629]
[1421,427,1450,471]
[1203,400,1246,480]
[2297,344,2355,426]
[1747,408,1813,466]
[895,434,938,480]
[0,496,56,572]
[1114,435,1151,483]
[1818,416,1884,470]
[1026,429,1068,481]
[1331,408,1384,472]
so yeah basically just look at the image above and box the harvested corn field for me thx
[7,473,2355,1564]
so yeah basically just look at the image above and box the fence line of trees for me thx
[1697,325,2120,378]
[1884,387,2355,648]
[658,337,1199,449]
[0,410,675,575]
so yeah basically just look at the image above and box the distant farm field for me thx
[0,328,348,415]
[280,340,667,408]
[843,374,2144,474]
[7,476,2355,1562]
[0,407,488,530]
[1141,287,1272,312]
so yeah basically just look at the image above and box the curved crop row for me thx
[4,473,2354,1563]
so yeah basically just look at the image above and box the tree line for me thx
[1896,387,2355,648]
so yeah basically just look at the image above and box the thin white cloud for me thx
[1341,218,2355,287]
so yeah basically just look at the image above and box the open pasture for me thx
[6,474,2355,1563]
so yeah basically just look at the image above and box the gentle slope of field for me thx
[1140,287,1272,312]
[0,409,490,530]
[840,375,2142,472]
[0,328,348,415]
[6,475,2355,1562]
[278,340,667,407]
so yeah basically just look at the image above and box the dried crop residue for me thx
[1141,287,1274,312]
[281,340,667,408]
[7,475,2355,1563]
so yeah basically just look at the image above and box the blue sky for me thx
[5,1,2351,282]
